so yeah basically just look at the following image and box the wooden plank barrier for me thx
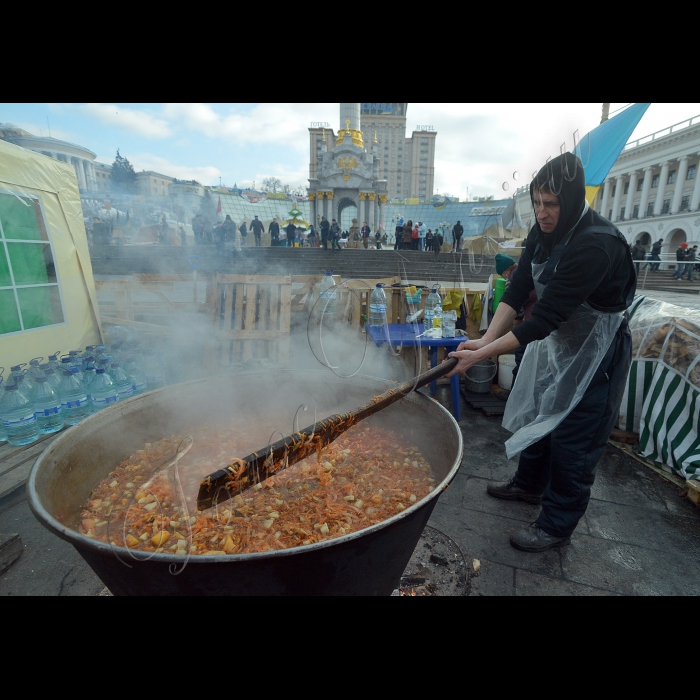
[204,274,292,369]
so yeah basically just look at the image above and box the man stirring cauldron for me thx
[446,152,636,552]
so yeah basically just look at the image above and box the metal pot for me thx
[28,371,463,596]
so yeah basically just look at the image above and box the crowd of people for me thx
[631,237,700,280]
[393,218,444,258]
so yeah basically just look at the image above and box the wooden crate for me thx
[205,274,292,369]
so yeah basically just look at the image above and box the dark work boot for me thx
[486,478,542,504]
[510,523,571,553]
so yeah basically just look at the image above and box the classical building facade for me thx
[511,113,700,266]
[309,103,436,202]
[593,114,700,262]
[307,103,389,229]
[135,171,174,197]
[0,126,98,192]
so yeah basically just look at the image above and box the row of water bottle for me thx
[369,284,457,338]
[0,344,170,446]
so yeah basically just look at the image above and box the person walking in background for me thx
[395,217,404,250]
[412,222,420,250]
[452,220,464,253]
[674,242,689,279]
[320,216,330,249]
[307,224,317,248]
[269,218,280,246]
[631,239,647,275]
[683,245,697,281]
[192,213,204,245]
[250,215,264,246]
[330,218,342,251]
[418,221,427,251]
[434,228,443,259]
[203,217,214,244]
[285,221,296,248]
[361,221,371,249]
[643,238,663,271]
[403,219,413,250]
[239,220,248,246]
[426,229,434,253]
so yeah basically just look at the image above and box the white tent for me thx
[0,140,102,369]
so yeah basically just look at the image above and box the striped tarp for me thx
[619,295,700,480]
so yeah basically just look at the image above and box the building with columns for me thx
[308,103,389,231]
[510,113,700,267]
[309,103,436,202]
[592,114,700,262]
[0,125,98,193]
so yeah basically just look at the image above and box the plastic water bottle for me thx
[88,364,118,413]
[29,375,64,434]
[142,350,166,391]
[47,351,61,373]
[108,361,134,401]
[7,364,28,393]
[369,284,388,327]
[57,365,91,425]
[40,363,62,392]
[68,349,83,370]
[0,381,39,446]
[443,310,457,338]
[123,356,147,395]
[27,357,45,386]
[319,270,337,314]
[424,288,443,331]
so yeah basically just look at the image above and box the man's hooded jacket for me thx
[500,152,636,346]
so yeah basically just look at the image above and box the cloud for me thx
[97,152,221,184]
[79,103,172,138]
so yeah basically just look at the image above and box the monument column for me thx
[369,193,377,226]
[639,166,652,218]
[317,192,325,221]
[624,171,638,220]
[308,194,316,225]
[327,191,335,223]
[671,156,689,214]
[653,161,670,216]
[691,153,700,211]
[379,195,387,229]
[359,192,367,224]
[611,174,624,221]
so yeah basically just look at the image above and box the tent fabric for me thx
[574,103,650,187]
[0,140,102,368]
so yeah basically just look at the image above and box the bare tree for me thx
[262,177,282,193]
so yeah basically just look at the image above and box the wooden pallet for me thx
[460,387,508,416]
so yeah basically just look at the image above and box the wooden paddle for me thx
[196,357,458,510]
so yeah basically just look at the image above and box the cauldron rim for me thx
[28,370,463,567]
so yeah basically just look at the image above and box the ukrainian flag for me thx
[574,103,650,206]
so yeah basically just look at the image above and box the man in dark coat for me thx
[631,240,646,275]
[330,219,342,251]
[269,218,280,246]
[250,215,265,246]
[285,222,296,247]
[447,152,636,553]
[451,220,464,252]
[239,220,248,246]
[320,216,330,249]
[192,214,204,245]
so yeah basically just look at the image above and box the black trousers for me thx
[513,316,631,538]
[321,233,328,249]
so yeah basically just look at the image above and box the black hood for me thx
[530,152,586,244]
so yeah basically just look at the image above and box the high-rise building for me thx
[308,103,436,201]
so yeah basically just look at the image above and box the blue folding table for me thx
[366,323,463,421]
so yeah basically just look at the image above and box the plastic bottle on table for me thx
[68,350,84,371]
[57,364,91,425]
[7,364,28,393]
[29,374,64,434]
[40,363,61,392]
[88,363,118,413]
[319,270,337,314]
[442,310,457,338]
[108,361,134,402]
[47,351,61,374]
[424,288,443,332]
[369,284,388,327]
[27,357,45,387]
[123,356,147,395]
[0,381,39,446]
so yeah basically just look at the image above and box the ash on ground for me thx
[392,525,468,596]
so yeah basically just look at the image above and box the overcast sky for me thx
[2,103,699,199]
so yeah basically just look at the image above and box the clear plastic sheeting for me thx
[620,295,700,480]
[502,304,625,458]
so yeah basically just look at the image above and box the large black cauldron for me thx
[28,371,462,595]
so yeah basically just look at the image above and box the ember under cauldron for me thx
[28,371,463,596]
